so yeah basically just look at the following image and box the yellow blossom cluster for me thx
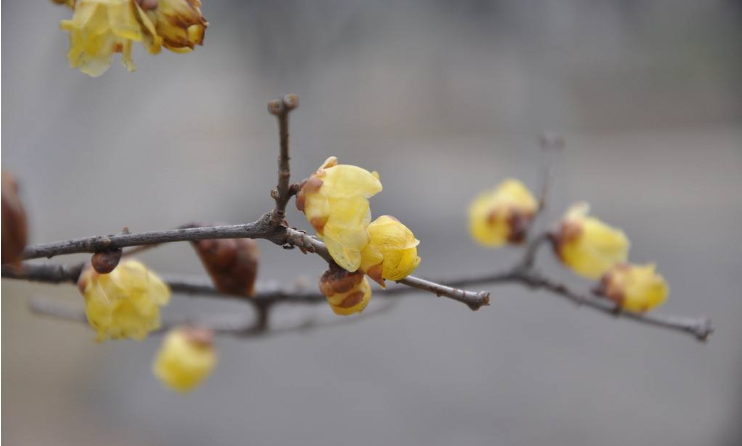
[55,0,207,76]
[78,259,171,341]
[296,157,421,314]
[469,182,669,313]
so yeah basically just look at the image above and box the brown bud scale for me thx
[1,171,28,264]
[192,236,259,298]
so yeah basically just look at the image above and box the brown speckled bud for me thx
[319,267,365,297]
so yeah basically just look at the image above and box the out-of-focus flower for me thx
[319,268,372,315]
[140,0,208,52]
[60,0,162,76]
[360,215,420,287]
[153,326,217,392]
[78,259,171,341]
[191,237,259,297]
[551,203,630,279]
[469,179,538,247]
[597,263,669,313]
[1,171,28,264]
[57,0,207,76]
[296,156,382,272]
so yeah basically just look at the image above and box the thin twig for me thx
[5,260,713,340]
[397,276,490,311]
[28,296,398,338]
[268,94,299,227]
[513,270,714,341]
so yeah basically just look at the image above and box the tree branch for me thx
[268,94,299,227]
[4,260,713,340]
[28,295,398,338]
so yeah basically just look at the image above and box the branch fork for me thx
[1,99,713,342]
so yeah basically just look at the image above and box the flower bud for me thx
[153,326,217,392]
[140,0,208,53]
[469,179,538,246]
[1,171,28,264]
[77,259,171,341]
[296,156,382,272]
[360,215,420,287]
[319,268,372,316]
[597,263,669,313]
[191,238,259,297]
[91,249,123,274]
[550,203,630,279]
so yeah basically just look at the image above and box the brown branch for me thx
[19,218,281,260]
[514,270,714,341]
[4,260,712,340]
[12,220,492,309]
[268,94,299,227]
[3,260,487,309]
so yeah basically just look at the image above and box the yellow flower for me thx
[551,203,630,279]
[296,156,382,272]
[78,259,171,341]
[153,327,217,392]
[60,0,162,77]
[469,179,538,247]
[598,263,669,312]
[360,215,421,287]
[140,0,208,53]
[319,268,372,315]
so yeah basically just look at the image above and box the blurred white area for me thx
[2,1,741,445]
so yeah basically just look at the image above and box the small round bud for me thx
[282,94,299,110]
[91,249,122,274]
[268,99,285,115]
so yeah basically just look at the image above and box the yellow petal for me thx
[555,203,630,279]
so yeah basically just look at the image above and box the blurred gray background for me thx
[3,0,741,445]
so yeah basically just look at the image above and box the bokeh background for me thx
[3,1,742,445]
